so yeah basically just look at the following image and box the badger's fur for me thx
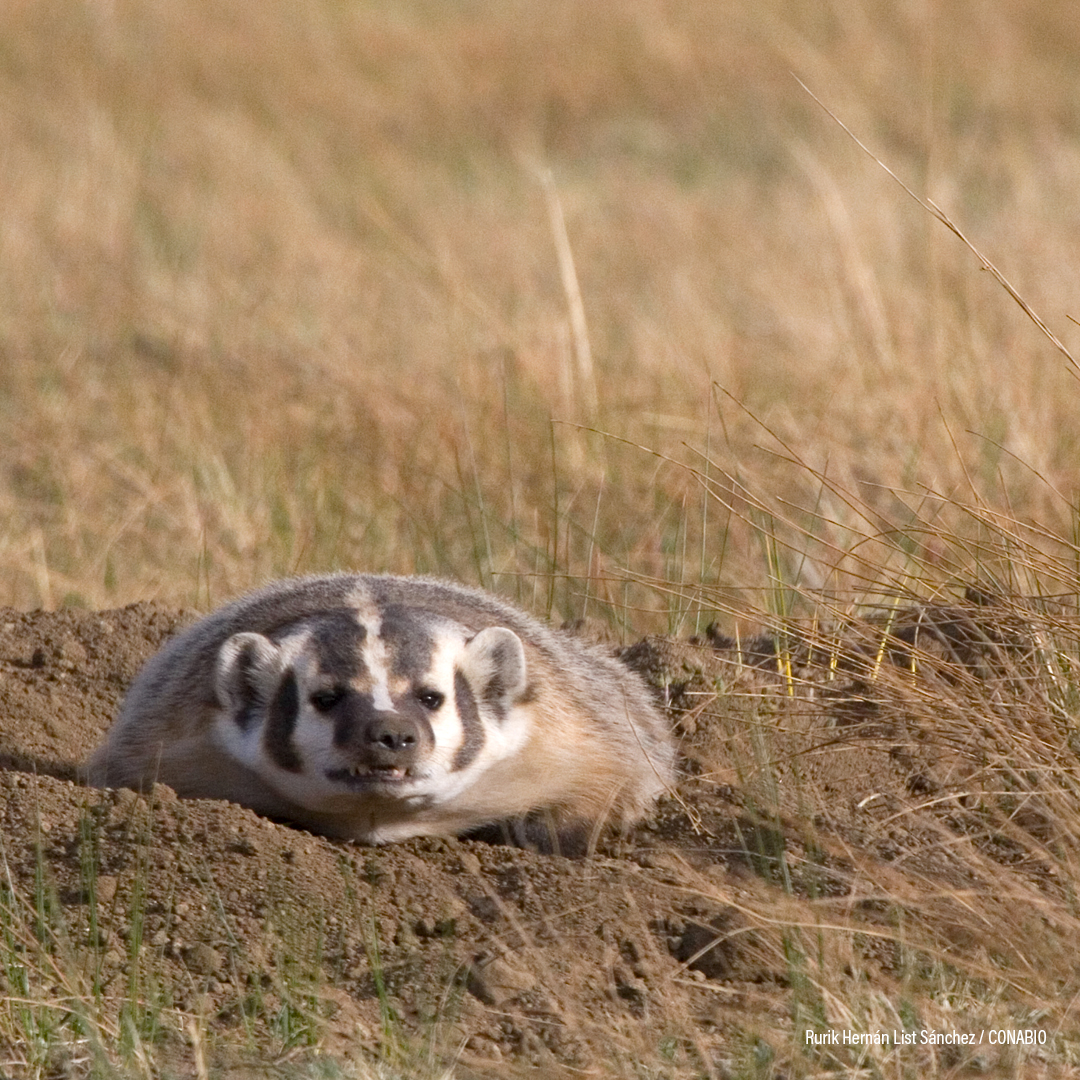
[85,574,675,846]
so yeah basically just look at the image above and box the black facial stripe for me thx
[378,606,436,679]
[264,670,302,772]
[310,610,368,682]
[452,670,486,772]
[332,697,357,748]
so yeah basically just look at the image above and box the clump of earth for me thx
[0,600,1073,1077]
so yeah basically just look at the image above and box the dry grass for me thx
[3,0,1079,619]
[2,0,1080,1074]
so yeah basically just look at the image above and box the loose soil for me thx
[0,601,1076,1077]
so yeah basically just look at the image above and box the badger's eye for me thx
[310,687,346,713]
[416,689,445,711]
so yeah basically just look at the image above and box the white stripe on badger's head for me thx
[360,623,395,714]
[342,582,398,713]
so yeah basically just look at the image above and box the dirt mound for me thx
[0,602,1075,1077]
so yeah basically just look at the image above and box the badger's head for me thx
[212,606,530,821]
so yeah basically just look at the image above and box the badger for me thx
[85,574,675,848]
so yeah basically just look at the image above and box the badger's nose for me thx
[362,712,423,767]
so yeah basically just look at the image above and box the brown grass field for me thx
[2,0,1080,1076]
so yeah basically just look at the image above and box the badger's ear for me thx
[459,627,528,716]
[215,632,285,715]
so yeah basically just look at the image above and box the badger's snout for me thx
[328,695,435,782]
[361,712,425,767]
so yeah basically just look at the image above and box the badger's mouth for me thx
[326,765,414,788]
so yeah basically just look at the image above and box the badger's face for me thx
[212,606,531,820]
